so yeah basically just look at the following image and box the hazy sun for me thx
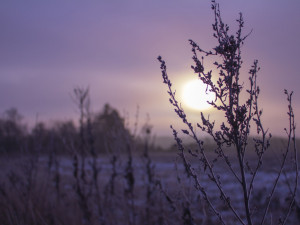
[182,79,215,111]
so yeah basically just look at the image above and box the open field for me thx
[0,143,299,225]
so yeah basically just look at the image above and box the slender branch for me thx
[279,91,298,225]
[260,91,296,225]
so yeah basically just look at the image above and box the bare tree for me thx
[158,1,298,224]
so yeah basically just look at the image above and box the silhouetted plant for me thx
[158,1,298,224]
[140,116,158,224]
[72,86,93,224]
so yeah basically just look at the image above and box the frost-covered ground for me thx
[1,152,299,224]
[45,153,300,223]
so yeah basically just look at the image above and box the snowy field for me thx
[0,152,299,225]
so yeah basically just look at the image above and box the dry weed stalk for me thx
[158,1,298,224]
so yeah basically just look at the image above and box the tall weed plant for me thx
[158,1,298,224]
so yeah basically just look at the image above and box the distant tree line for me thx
[0,104,133,155]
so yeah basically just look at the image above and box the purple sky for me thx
[0,0,299,137]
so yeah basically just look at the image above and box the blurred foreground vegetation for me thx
[0,106,299,225]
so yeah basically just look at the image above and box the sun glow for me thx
[182,79,215,111]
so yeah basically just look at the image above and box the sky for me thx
[0,0,299,138]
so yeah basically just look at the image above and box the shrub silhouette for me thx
[158,1,298,224]
[0,107,26,153]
